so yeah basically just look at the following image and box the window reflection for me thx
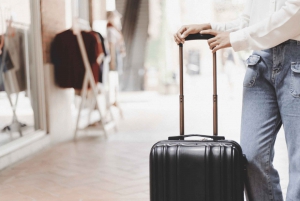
[0,0,34,145]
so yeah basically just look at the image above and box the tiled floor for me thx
[0,139,152,201]
[0,73,289,200]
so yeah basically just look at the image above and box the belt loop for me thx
[297,41,300,46]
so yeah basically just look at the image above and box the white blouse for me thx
[211,0,300,51]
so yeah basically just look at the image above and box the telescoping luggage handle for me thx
[179,33,218,136]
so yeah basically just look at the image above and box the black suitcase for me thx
[150,34,247,201]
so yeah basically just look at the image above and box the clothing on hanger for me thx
[0,46,5,91]
[96,32,107,57]
[0,43,14,72]
[3,29,27,94]
[51,29,103,89]
[91,31,106,83]
[0,39,26,94]
[91,31,104,64]
[0,35,4,55]
[92,31,108,83]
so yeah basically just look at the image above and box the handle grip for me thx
[185,33,214,41]
[168,134,225,141]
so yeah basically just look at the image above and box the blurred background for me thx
[0,0,289,200]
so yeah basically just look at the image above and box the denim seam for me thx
[290,68,300,98]
[266,118,282,201]
[264,47,276,201]
[272,48,277,85]
[273,45,285,86]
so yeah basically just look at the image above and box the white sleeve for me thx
[230,0,300,51]
[211,0,252,32]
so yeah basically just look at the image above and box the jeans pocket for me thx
[290,62,300,97]
[243,55,260,88]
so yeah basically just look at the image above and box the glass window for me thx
[0,0,40,146]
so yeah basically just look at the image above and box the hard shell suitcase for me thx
[150,34,247,201]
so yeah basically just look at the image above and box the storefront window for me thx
[0,0,43,146]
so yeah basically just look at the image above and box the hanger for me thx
[72,17,80,35]
[6,16,15,37]
[9,21,29,30]
[72,17,91,35]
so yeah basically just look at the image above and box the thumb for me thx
[181,28,192,39]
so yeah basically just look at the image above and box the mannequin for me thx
[106,10,125,118]
[106,10,126,73]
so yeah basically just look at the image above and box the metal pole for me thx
[179,44,184,135]
[213,52,218,136]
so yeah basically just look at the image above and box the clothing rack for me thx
[10,21,30,30]
[0,18,30,139]
[73,18,116,139]
[8,21,31,103]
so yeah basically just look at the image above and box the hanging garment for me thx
[0,44,14,72]
[51,29,102,89]
[91,31,104,64]
[0,36,2,91]
[0,49,5,91]
[93,31,108,83]
[98,32,107,57]
[91,31,105,84]
[3,29,27,94]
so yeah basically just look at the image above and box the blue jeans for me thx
[241,40,300,201]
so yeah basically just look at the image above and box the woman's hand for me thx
[200,30,231,53]
[174,24,211,44]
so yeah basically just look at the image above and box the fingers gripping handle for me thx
[185,33,214,41]
[179,34,218,136]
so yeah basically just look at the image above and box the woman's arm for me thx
[230,0,300,51]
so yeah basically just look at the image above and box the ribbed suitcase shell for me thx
[150,140,245,201]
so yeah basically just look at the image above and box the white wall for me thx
[45,64,75,144]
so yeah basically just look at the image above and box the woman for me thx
[174,0,300,200]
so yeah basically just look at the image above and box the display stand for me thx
[87,56,118,132]
[73,18,116,139]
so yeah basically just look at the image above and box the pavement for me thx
[0,70,289,200]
